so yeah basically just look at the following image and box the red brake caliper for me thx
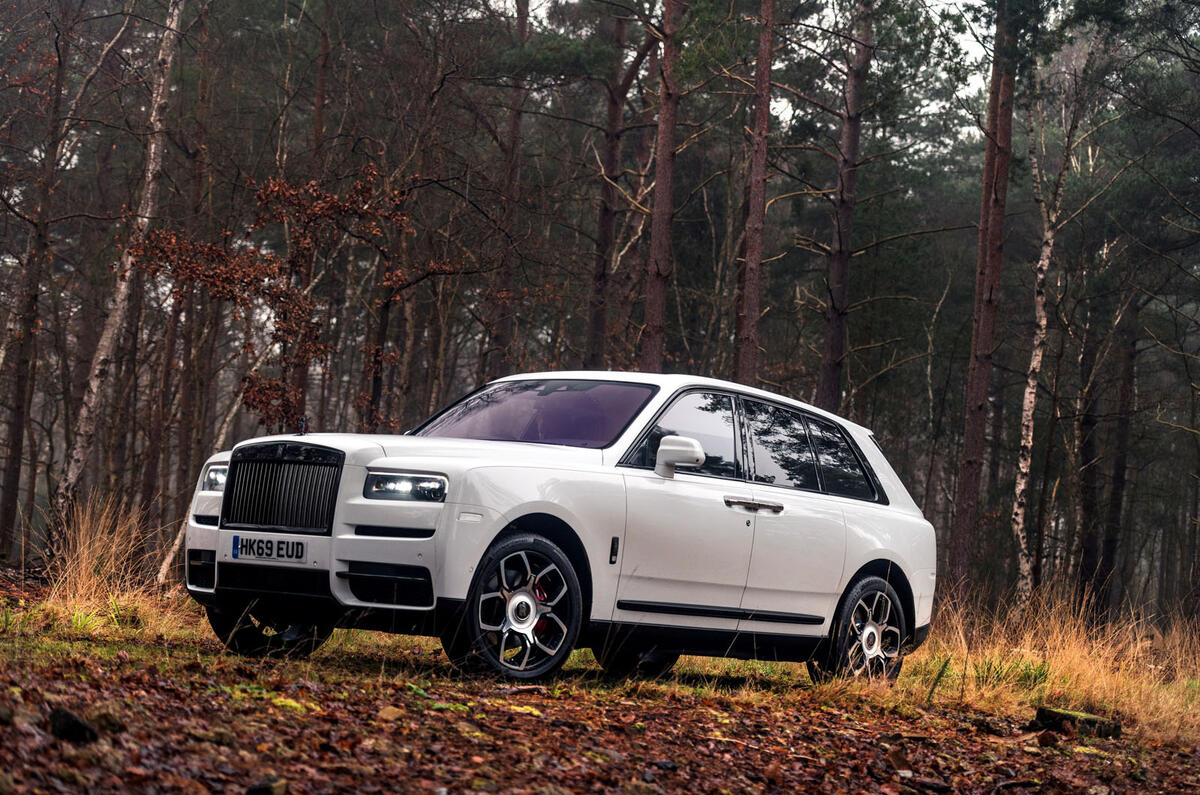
[534,582,547,633]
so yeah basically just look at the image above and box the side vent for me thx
[186,549,216,589]
[337,562,434,607]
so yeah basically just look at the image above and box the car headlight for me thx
[364,472,447,502]
[201,465,228,493]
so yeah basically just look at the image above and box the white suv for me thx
[184,372,936,681]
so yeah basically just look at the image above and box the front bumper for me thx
[184,463,444,614]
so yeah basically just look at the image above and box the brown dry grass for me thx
[47,495,160,603]
[19,501,1200,744]
[897,588,1200,744]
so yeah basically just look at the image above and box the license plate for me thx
[231,535,306,564]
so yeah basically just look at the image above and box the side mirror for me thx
[654,435,705,479]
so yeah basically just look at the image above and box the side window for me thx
[631,392,740,478]
[743,400,819,491]
[806,416,874,500]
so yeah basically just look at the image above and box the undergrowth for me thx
[5,496,1198,745]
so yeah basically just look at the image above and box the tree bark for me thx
[585,22,654,369]
[0,10,75,555]
[51,0,187,541]
[483,0,529,381]
[1010,236,1052,601]
[1076,320,1102,595]
[733,0,775,387]
[1009,79,1085,601]
[639,0,685,373]
[1101,300,1138,614]
[949,4,1016,584]
[814,0,874,411]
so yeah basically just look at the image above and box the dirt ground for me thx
[2,568,1198,793]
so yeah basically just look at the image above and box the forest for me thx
[0,0,1198,617]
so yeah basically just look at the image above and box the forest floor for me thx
[1,570,1198,793]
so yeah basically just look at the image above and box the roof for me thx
[494,370,872,436]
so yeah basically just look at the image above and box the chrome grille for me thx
[221,442,344,535]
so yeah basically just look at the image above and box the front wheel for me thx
[206,600,333,659]
[445,534,583,680]
[807,576,906,682]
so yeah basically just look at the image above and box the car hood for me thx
[371,434,604,468]
[233,433,604,469]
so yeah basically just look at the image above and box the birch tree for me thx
[51,0,187,544]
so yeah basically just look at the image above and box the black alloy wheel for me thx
[807,575,906,682]
[443,534,582,680]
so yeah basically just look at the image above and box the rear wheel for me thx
[594,642,679,679]
[443,534,583,680]
[206,600,333,659]
[807,576,906,682]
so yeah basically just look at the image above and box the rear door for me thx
[615,390,757,631]
[737,399,847,635]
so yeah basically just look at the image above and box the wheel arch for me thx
[492,512,594,621]
[836,558,916,644]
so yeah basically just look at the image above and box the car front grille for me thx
[221,442,345,535]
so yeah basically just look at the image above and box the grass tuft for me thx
[18,518,1200,745]
[897,586,1200,743]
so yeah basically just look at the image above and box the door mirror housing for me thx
[654,435,705,479]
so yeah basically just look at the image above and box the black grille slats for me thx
[221,442,345,535]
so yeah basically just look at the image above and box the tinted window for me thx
[632,392,740,478]
[806,416,874,499]
[743,400,819,491]
[418,380,656,448]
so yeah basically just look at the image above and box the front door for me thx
[615,391,756,631]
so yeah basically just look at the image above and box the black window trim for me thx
[621,384,888,505]
[737,395,824,497]
[618,387,748,482]
[736,393,889,505]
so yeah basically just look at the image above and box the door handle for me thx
[723,495,759,510]
[723,496,784,513]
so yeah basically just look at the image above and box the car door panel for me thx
[614,390,754,630]
[738,487,845,635]
[736,399,848,636]
[616,470,756,629]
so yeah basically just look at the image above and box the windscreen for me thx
[417,380,658,449]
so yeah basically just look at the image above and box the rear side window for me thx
[806,416,875,500]
[743,399,819,491]
[629,392,740,479]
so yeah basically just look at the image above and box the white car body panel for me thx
[185,370,937,661]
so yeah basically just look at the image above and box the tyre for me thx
[807,576,906,682]
[594,641,679,679]
[444,534,583,680]
[206,599,333,659]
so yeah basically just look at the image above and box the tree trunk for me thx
[1076,321,1102,596]
[814,0,874,411]
[639,0,684,373]
[949,4,1016,584]
[0,12,73,555]
[733,0,775,387]
[1009,235,1052,601]
[51,0,187,541]
[1101,300,1138,614]
[585,22,654,369]
[483,0,529,381]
